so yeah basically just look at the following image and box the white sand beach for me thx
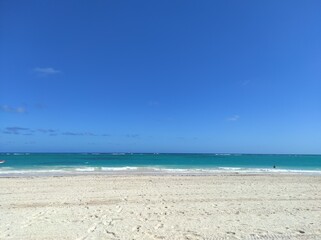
[1,174,321,239]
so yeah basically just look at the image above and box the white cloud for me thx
[33,67,61,75]
[227,115,240,121]
[0,105,27,113]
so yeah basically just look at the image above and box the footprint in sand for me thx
[87,223,98,233]
[132,225,141,232]
[116,205,123,213]
[154,223,164,229]
[183,231,203,240]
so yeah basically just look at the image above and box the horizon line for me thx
[1,152,321,156]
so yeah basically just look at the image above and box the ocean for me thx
[0,153,321,176]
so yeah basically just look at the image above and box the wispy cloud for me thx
[1,126,109,137]
[125,134,140,138]
[1,127,56,135]
[227,115,240,121]
[2,127,31,135]
[33,67,61,76]
[62,131,109,137]
[37,128,57,133]
[0,105,27,113]
[62,131,95,136]
[1,127,47,136]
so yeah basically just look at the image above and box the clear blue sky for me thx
[1,0,320,153]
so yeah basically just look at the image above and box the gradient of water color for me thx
[1,153,321,176]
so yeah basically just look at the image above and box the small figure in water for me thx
[273,165,276,169]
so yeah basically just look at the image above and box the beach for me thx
[0,174,320,240]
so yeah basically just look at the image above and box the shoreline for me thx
[2,172,321,179]
[1,167,321,178]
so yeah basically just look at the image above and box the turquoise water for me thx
[1,153,321,176]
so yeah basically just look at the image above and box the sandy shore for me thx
[0,174,320,240]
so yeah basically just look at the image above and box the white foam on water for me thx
[101,166,138,171]
[1,166,321,177]
[74,167,96,172]
[0,169,67,175]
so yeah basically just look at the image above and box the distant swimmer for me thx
[273,165,276,169]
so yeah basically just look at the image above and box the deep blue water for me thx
[1,153,321,175]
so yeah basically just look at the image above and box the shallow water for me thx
[1,153,321,176]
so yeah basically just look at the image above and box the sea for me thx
[0,153,321,177]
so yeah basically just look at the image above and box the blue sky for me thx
[1,0,320,153]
